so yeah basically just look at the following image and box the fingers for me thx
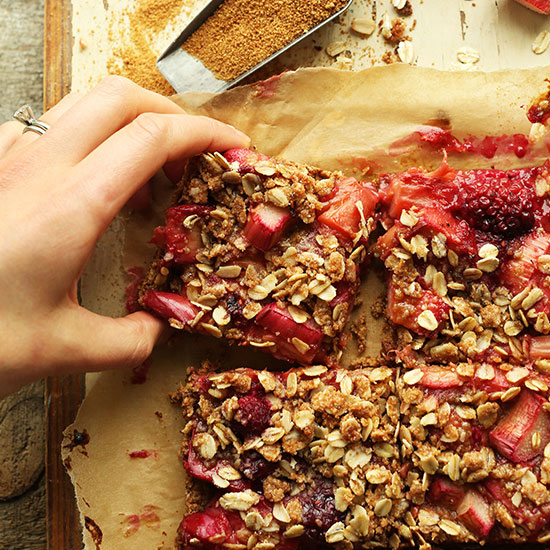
[12,93,85,150]
[51,308,168,375]
[28,76,185,168]
[0,93,84,161]
[74,113,249,232]
[0,121,21,159]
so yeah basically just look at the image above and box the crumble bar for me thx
[172,364,406,550]
[398,361,550,545]
[139,149,378,365]
[376,161,550,366]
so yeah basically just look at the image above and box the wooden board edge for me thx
[45,375,86,550]
[44,2,83,550]
[44,0,72,110]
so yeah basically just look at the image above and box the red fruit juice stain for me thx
[128,449,158,459]
[121,505,161,537]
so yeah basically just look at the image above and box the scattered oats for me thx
[522,287,544,310]
[318,284,337,302]
[381,12,392,39]
[374,442,394,458]
[374,498,392,517]
[273,502,291,523]
[417,310,438,332]
[200,322,223,338]
[284,525,305,538]
[287,305,308,324]
[533,431,542,450]
[479,243,499,258]
[242,173,259,195]
[266,187,289,208]
[440,519,462,536]
[403,368,424,385]
[433,271,448,297]
[248,285,269,301]
[400,209,418,227]
[255,161,276,176]
[286,372,298,396]
[531,123,547,144]
[324,444,345,463]
[220,490,260,511]
[533,30,550,54]
[212,472,230,488]
[538,255,550,274]
[445,454,461,482]
[431,234,447,258]
[193,432,217,459]
[350,505,370,537]
[421,412,437,426]
[397,41,414,64]
[448,249,459,267]
[419,455,439,475]
[216,265,242,278]
[457,46,480,64]
[504,320,524,337]
[303,365,327,376]
[477,256,499,273]
[340,375,353,395]
[325,522,345,543]
[326,41,346,57]
[391,0,407,8]
[526,378,549,392]
[463,267,483,280]
[335,487,352,512]
[351,16,376,36]
[501,386,521,402]
[424,264,437,285]
[212,306,231,326]
[506,367,530,384]
[243,302,262,320]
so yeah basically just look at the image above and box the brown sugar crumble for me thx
[107,0,194,94]
[182,0,349,82]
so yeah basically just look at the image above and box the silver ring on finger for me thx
[13,104,50,136]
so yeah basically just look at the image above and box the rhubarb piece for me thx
[428,477,465,509]
[139,149,378,365]
[419,366,462,389]
[530,335,550,359]
[514,0,550,14]
[456,490,494,538]
[173,364,403,550]
[243,203,292,251]
[141,290,198,326]
[378,161,550,363]
[489,389,550,463]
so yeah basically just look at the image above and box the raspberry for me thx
[234,395,272,435]
[453,168,541,237]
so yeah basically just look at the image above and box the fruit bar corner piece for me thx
[398,360,550,546]
[138,149,379,365]
[375,160,550,366]
[171,364,407,550]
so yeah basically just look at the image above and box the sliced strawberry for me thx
[484,479,550,532]
[500,230,550,292]
[457,490,494,538]
[489,389,550,463]
[142,290,198,324]
[317,178,378,240]
[151,205,212,264]
[379,168,456,220]
[223,148,269,174]
[419,366,462,389]
[530,335,550,359]
[244,203,293,251]
[428,477,466,509]
[514,0,550,13]
[415,207,476,254]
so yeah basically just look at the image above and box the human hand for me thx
[0,76,249,398]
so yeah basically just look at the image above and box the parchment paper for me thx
[64,64,550,550]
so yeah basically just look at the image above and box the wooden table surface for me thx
[0,1,47,547]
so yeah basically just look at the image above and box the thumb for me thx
[54,308,169,374]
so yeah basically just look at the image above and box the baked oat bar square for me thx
[139,149,378,365]
[172,364,406,550]
[376,161,550,366]
[398,361,550,545]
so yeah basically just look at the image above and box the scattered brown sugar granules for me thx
[107,0,194,95]
[182,0,349,82]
